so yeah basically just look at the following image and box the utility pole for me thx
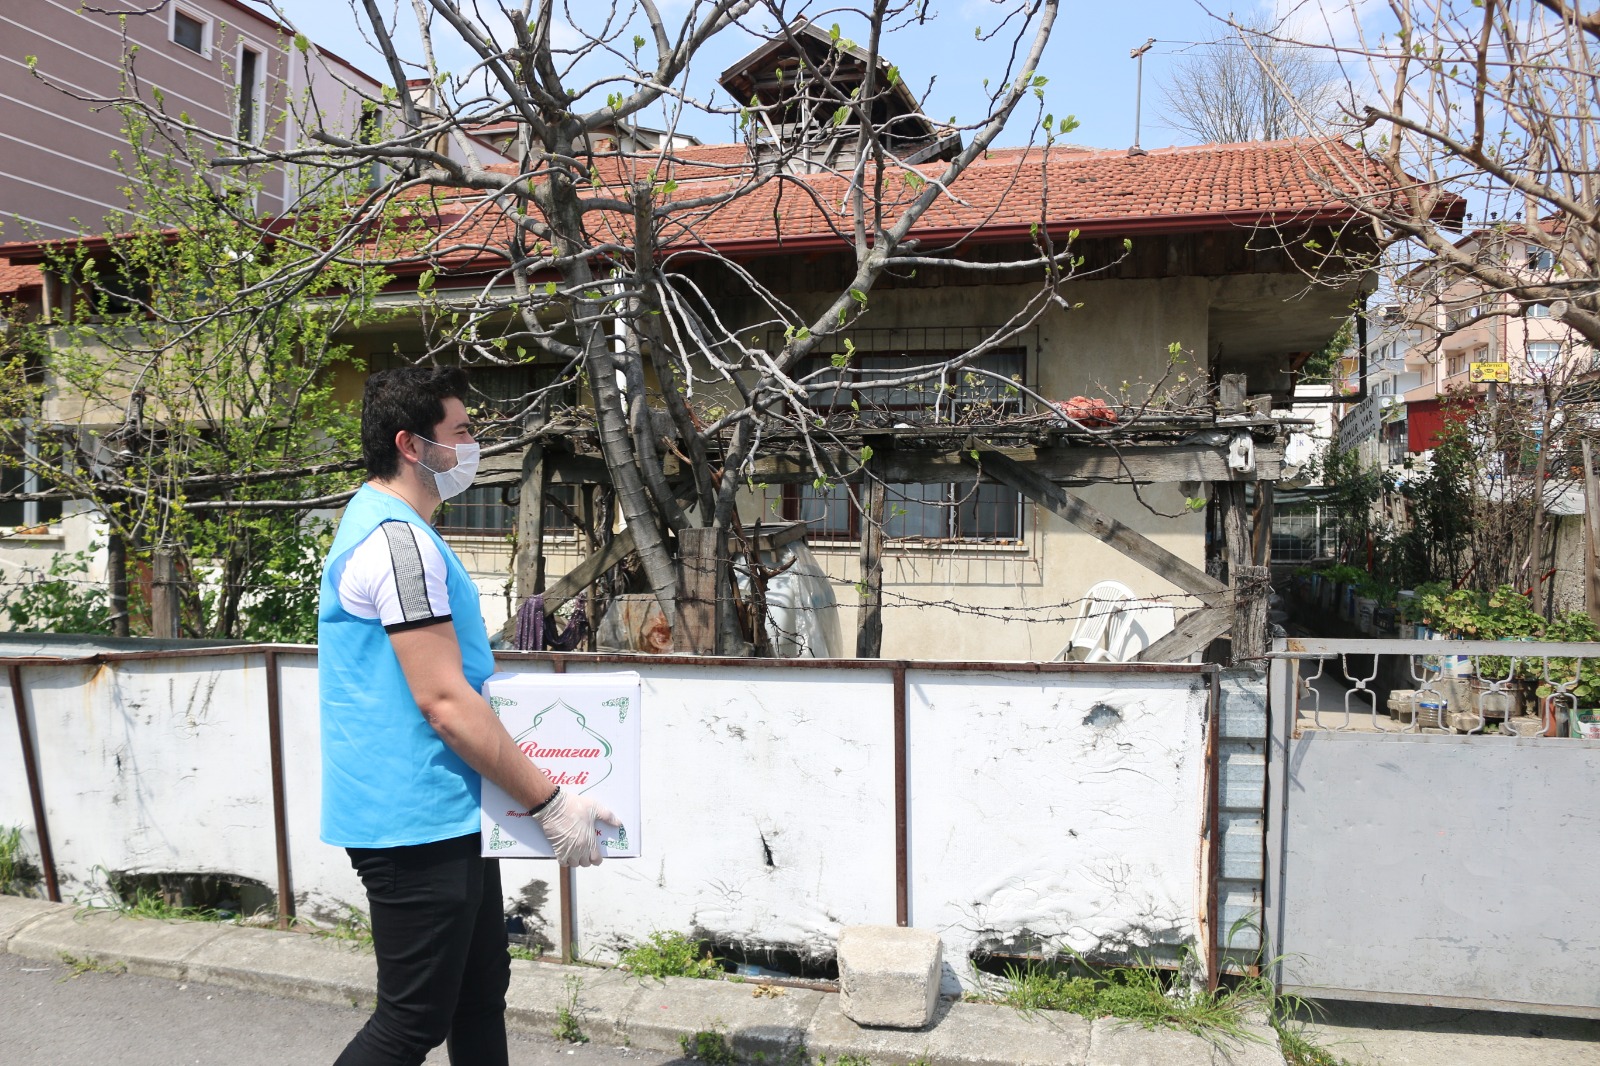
[1129,38,1155,156]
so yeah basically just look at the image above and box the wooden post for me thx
[856,474,887,658]
[1218,482,1250,584]
[151,548,179,638]
[676,526,725,655]
[106,534,129,638]
[581,486,598,651]
[1251,482,1274,567]
[1231,564,1271,668]
[1583,440,1600,626]
[514,443,549,602]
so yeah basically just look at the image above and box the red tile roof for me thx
[0,257,42,297]
[0,138,1452,281]
[387,137,1436,279]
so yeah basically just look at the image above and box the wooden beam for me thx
[1138,605,1233,662]
[1586,440,1600,626]
[484,441,1285,490]
[514,443,549,601]
[497,529,637,643]
[857,475,887,658]
[966,449,1227,602]
[751,442,1282,486]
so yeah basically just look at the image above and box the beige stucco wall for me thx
[435,270,1216,661]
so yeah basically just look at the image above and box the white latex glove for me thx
[532,789,618,867]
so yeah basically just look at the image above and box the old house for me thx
[0,23,1441,661]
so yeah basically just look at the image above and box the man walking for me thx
[318,367,616,1065]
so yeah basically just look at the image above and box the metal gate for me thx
[1265,637,1600,1018]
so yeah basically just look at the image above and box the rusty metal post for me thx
[264,650,295,929]
[1203,667,1222,991]
[893,663,909,927]
[9,663,59,902]
[548,657,575,961]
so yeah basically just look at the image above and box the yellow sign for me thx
[1470,361,1510,383]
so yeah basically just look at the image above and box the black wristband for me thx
[527,786,560,817]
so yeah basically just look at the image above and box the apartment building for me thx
[0,0,382,239]
[1339,225,1596,465]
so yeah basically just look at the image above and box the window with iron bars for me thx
[780,336,1028,544]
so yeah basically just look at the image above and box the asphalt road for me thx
[0,952,683,1066]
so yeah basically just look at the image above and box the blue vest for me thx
[317,484,494,847]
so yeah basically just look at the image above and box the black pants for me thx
[335,833,509,1066]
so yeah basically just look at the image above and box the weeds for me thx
[991,957,1269,1039]
[302,907,374,950]
[679,1028,737,1064]
[508,943,542,962]
[620,930,721,980]
[58,951,125,979]
[0,826,42,896]
[1277,1025,1354,1066]
[553,974,588,1044]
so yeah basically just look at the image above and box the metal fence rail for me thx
[1277,636,1600,738]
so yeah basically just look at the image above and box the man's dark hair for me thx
[361,366,470,479]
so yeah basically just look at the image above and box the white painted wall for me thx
[0,649,1210,987]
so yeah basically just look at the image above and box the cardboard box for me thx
[480,671,640,859]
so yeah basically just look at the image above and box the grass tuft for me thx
[0,826,43,897]
[679,1028,737,1064]
[553,974,589,1044]
[620,930,721,979]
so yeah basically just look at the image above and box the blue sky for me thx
[267,1,1291,151]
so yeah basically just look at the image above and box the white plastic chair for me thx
[1059,580,1137,661]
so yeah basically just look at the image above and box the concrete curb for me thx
[0,897,1283,1065]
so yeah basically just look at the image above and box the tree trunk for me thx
[106,533,129,638]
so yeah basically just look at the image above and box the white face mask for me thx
[416,436,481,501]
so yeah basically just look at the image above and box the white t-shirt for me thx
[337,520,453,632]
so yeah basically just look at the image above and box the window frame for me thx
[236,44,263,144]
[170,7,211,58]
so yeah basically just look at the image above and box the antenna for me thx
[1129,38,1155,157]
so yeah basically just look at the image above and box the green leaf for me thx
[850,399,860,412]
[832,105,850,126]
[849,288,868,306]
[661,179,679,195]
[886,65,900,86]
[830,23,841,41]
[544,281,558,296]
[1060,115,1080,134]
[632,34,645,50]
[858,445,874,463]
[832,353,849,368]
[292,33,309,53]
[1032,74,1048,88]
[1122,237,1133,251]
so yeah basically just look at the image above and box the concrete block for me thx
[805,997,935,1065]
[837,924,942,1029]
[625,975,822,1058]
[6,906,229,980]
[185,925,377,1009]
[926,1000,1092,1065]
[504,959,643,1046]
[0,896,67,947]
[1087,1016,1218,1065]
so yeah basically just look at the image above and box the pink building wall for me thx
[0,0,380,240]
